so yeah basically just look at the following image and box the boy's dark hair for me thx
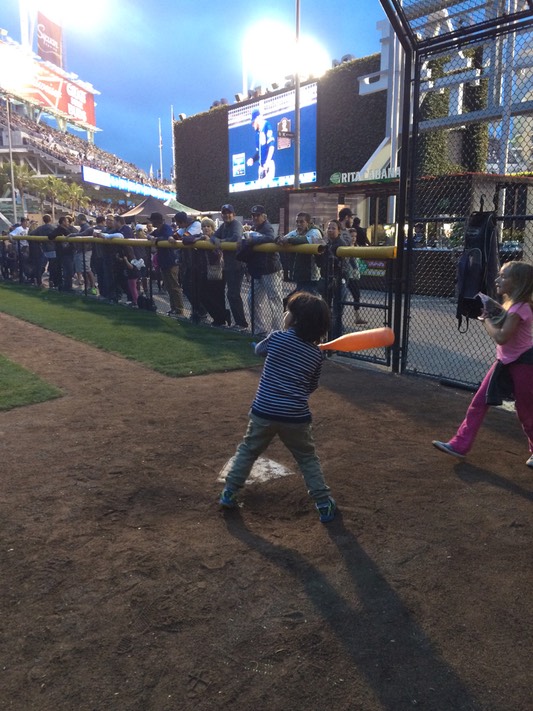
[287,292,330,343]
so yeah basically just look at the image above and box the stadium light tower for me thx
[294,0,300,189]
[19,0,32,49]
[6,98,18,222]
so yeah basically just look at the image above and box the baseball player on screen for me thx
[247,108,276,182]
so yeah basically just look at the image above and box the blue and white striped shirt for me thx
[251,328,323,423]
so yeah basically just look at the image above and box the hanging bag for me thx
[456,210,500,332]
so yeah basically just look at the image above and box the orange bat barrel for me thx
[319,327,395,352]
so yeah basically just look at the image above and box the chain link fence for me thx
[2,236,395,364]
[403,20,533,388]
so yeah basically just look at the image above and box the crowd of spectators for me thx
[0,102,172,191]
[2,205,372,336]
[2,212,152,305]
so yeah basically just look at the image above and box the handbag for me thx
[207,250,223,280]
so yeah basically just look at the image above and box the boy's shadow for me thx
[223,510,479,710]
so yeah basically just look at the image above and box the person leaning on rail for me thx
[213,204,248,331]
[149,211,185,317]
[236,205,284,339]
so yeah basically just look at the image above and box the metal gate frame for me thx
[380,0,533,384]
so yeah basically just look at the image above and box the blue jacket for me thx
[153,223,176,270]
[214,219,243,271]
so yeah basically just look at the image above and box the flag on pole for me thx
[37,12,64,67]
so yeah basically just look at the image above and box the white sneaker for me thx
[526,455,533,468]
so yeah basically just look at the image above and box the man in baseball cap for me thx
[174,211,189,226]
[214,203,247,330]
[149,211,185,317]
[241,203,283,337]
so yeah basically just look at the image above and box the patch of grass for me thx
[0,353,62,411]
[0,284,258,377]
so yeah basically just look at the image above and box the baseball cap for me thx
[251,109,260,123]
[251,205,265,216]
[221,204,235,214]
[175,211,188,223]
[149,212,163,222]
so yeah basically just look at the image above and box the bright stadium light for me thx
[26,0,108,30]
[241,21,330,93]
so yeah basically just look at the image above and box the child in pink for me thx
[433,261,533,468]
[122,246,142,306]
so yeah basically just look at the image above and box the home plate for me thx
[217,456,294,484]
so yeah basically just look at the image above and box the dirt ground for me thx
[1,312,532,711]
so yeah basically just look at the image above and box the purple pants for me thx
[449,361,533,455]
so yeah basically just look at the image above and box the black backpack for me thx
[456,210,500,332]
[137,293,157,312]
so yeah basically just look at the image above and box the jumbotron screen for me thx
[228,82,317,193]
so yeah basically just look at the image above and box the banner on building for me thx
[36,12,63,68]
[0,40,97,128]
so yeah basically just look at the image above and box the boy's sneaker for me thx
[316,496,336,523]
[526,455,533,468]
[219,488,238,508]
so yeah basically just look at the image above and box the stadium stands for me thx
[0,101,172,191]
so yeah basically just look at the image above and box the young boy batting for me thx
[219,291,336,523]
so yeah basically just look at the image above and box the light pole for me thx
[158,117,163,181]
[6,96,18,223]
[170,105,176,185]
[294,0,301,190]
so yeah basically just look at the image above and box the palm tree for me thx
[32,176,51,214]
[8,163,37,215]
[64,182,90,215]
[0,163,11,197]
[41,176,67,220]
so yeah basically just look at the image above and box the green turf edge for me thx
[0,353,63,411]
[0,283,259,377]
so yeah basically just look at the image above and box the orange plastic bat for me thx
[319,327,395,352]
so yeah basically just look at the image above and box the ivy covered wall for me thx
[417,58,451,177]
[172,106,229,212]
[461,47,489,173]
[174,55,385,217]
[317,54,385,180]
[417,48,489,177]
